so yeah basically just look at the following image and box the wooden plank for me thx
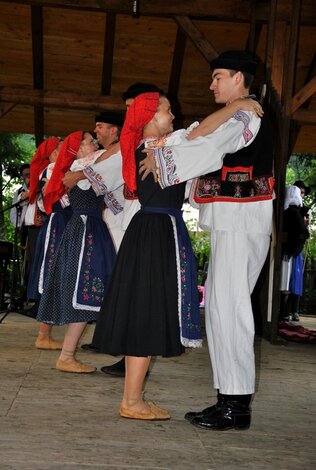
[292,108,316,124]
[174,16,218,64]
[0,103,16,118]
[0,85,212,117]
[271,22,287,99]
[168,26,186,98]
[101,13,116,95]
[265,0,277,81]
[0,86,127,111]
[291,76,316,113]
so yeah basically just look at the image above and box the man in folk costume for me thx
[141,50,274,430]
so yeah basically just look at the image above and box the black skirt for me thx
[93,211,184,357]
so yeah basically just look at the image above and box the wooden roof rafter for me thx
[101,12,116,95]
[0,86,214,117]
[173,16,219,64]
[31,4,44,144]
[0,103,16,119]
[0,0,315,151]
[167,26,187,100]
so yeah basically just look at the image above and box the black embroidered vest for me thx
[194,113,274,203]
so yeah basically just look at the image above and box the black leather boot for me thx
[190,394,252,430]
[184,392,225,422]
[279,292,291,321]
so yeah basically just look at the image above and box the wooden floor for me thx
[0,312,315,470]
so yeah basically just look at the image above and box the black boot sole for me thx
[191,420,250,431]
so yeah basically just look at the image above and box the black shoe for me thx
[100,358,126,377]
[100,357,150,378]
[81,343,100,353]
[184,393,225,422]
[190,394,251,431]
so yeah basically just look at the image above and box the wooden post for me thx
[270,0,302,343]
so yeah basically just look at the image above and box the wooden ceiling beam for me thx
[31,5,44,145]
[0,86,215,118]
[246,23,262,55]
[2,0,314,25]
[246,0,259,54]
[0,86,124,111]
[101,13,116,95]
[173,16,218,64]
[31,6,44,90]
[292,108,316,125]
[0,103,16,119]
[291,76,316,114]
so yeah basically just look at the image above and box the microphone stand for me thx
[0,196,30,323]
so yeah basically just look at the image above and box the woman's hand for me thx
[41,178,48,195]
[139,149,157,182]
[233,98,264,118]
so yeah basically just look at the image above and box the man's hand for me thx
[62,171,84,191]
[139,149,157,182]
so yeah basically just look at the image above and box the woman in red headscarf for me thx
[30,136,91,350]
[22,138,61,310]
[27,138,70,350]
[92,93,202,420]
[36,131,116,373]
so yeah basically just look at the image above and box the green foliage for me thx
[287,152,316,259]
[286,153,316,189]
[189,230,210,285]
[189,230,210,267]
[0,133,35,240]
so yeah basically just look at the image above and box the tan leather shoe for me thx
[56,357,96,373]
[148,401,170,419]
[35,336,63,350]
[119,403,170,420]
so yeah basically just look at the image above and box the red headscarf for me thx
[29,137,61,203]
[44,131,83,214]
[120,92,159,192]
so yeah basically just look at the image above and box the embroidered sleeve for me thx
[154,147,181,189]
[153,113,261,189]
[83,166,123,215]
[60,194,70,208]
[83,166,108,196]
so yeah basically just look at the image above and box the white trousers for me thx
[205,230,271,395]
